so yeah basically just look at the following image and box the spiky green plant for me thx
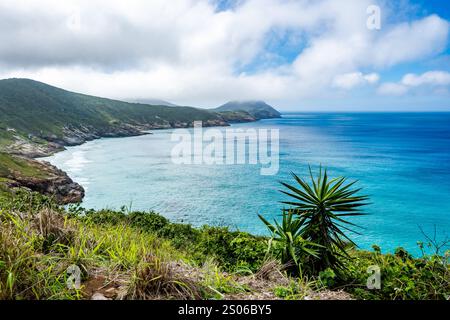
[259,209,321,274]
[280,167,369,274]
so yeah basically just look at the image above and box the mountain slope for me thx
[0,78,227,149]
[126,98,178,107]
[215,101,281,120]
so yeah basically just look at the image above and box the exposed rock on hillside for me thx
[2,155,84,204]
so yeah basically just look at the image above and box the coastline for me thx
[1,118,273,204]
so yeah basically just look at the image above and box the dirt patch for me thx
[82,269,126,300]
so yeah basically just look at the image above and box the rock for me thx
[6,157,85,204]
[4,135,65,158]
[91,293,111,300]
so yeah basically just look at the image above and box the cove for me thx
[42,113,450,255]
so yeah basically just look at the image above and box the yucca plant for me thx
[259,209,322,274]
[280,167,369,274]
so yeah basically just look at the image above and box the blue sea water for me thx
[42,113,450,255]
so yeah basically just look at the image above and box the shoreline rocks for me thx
[5,157,85,204]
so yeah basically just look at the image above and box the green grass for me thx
[0,153,49,179]
[0,191,448,300]
[0,192,263,300]
[0,130,15,150]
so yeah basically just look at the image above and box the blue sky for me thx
[0,0,449,111]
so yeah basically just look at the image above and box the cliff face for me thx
[0,154,84,204]
[4,119,230,158]
[217,111,257,123]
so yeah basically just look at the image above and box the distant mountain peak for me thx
[215,100,281,120]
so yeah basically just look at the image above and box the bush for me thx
[194,226,267,271]
[128,211,169,232]
[342,248,449,300]
[65,206,268,272]
[318,268,337,288]
[83,209,127,225]
[158,223,200,249]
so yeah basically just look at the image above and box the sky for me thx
[0,0,449,111]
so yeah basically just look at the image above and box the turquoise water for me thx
[43,113,450,255]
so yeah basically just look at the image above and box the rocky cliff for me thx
[0,153,84,204]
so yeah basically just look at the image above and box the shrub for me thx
[318,268,337,288]
[259,209,321,274]
[342,247,449,300]
[278,167,368,275]
[158,223,200,248]
[128,211,169,232]
[83,209,127,225]
[193,226,267,272]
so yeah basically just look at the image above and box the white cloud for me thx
[370,15,449,67]
[333,72,379,89]
[364,73,380,84]
[0,0,448,109]
[402,71,450,87]
[378,70,450,96]
[378,83,409,96]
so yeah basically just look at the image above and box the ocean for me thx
[42,113,450,255]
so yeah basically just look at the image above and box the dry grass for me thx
[0,208,77,299]
[255,259,288,282]
[30,208,75,251]
[125,253,203,300]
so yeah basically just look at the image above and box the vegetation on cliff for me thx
[0,183,448,300]
[0,78,231,155]
[215,101,282,120]
[0,79,281,157]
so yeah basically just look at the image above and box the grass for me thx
[0,153,52,202]
[0,205,200,300]
[0,153,49,179]
[0,191,448,300]
[0,192,263,300]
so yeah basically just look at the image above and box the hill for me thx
[125,98,178,107]
[0,79,228,155]
[215,101,281,120]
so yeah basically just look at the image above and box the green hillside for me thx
[215,101,281,120]
[0,78,225,145]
